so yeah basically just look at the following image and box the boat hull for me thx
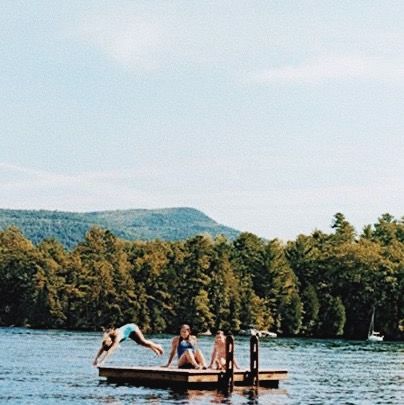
[367,334,384,342]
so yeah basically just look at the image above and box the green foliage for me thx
[317,295,346,337]
[171,235,214,331]
[331,212,356,244]
[208,236,241,332]
[231,233,267,329]
[0,227,37,325]
[0,213,403,340]
[0,208,239,249]
[301,284,320,335]
[286,214,403,340]
[264,239,301,334]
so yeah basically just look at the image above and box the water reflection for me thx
[169,388,231,404]
[95,383,288,405]
[159,386,287,405]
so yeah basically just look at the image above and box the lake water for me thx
[0,328,403,404]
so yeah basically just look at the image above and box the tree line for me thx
[0,213,402,340]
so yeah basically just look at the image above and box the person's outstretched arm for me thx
[208,346,217,368]
[163,337,178,367]
[93,347,105,366]
[93,341,119,367]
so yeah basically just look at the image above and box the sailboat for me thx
[367,307,384,342]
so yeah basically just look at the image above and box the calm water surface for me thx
[0,328,403,404]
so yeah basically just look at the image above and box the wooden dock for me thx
[98,365,288,389]
[98,335,287,391]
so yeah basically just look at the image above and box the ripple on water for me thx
[0,328,403,404]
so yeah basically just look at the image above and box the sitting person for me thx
[93,323,164,366]
[208,330,240,370]
[164,324,207,369]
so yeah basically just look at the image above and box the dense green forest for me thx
[0,213,403,340]
[0,208,239,248]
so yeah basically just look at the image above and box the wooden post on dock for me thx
[219,334,235,392]
[250,335,259,387]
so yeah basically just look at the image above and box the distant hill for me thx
[0,208,239,249]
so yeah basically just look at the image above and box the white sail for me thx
[367,307,384,342]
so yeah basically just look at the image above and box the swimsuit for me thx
[177,338,195,358]
[118,323,139,342]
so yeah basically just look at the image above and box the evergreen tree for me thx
[173,235,214,332]
[231,233,266,329]
[331,213,356,244]
[128,240,176,332]
[0,227,37,326]
[208,236,241,332]
[301,284,320,336]
[72,227,136,329]
[29,239,67,328]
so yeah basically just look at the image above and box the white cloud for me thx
[77,13,169,70]
[74,6,404,80]
[250,56,404,85]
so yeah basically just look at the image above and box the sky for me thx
[1,1,403,240]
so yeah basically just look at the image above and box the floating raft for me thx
[98,335,288,391]
[98,365,288,389]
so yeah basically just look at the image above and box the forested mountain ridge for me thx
[0,208,239,248]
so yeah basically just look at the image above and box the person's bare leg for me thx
[178,350,200,368]
[219,357,226,370]
[132,329,164,355]
[195,350,207,368]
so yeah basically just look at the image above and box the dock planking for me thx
[98,365,288,389]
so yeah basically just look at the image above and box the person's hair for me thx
[179,324,192,341]
[180,324,191,332]
[102,328,117,351]
[216,330,224,335]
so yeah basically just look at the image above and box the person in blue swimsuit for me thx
[164,324,207,369]
[93,323,164,366]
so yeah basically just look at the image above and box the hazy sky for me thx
[1,1,403,240]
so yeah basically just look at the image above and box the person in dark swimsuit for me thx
[163,324,207,369]
[93,323,164,366]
